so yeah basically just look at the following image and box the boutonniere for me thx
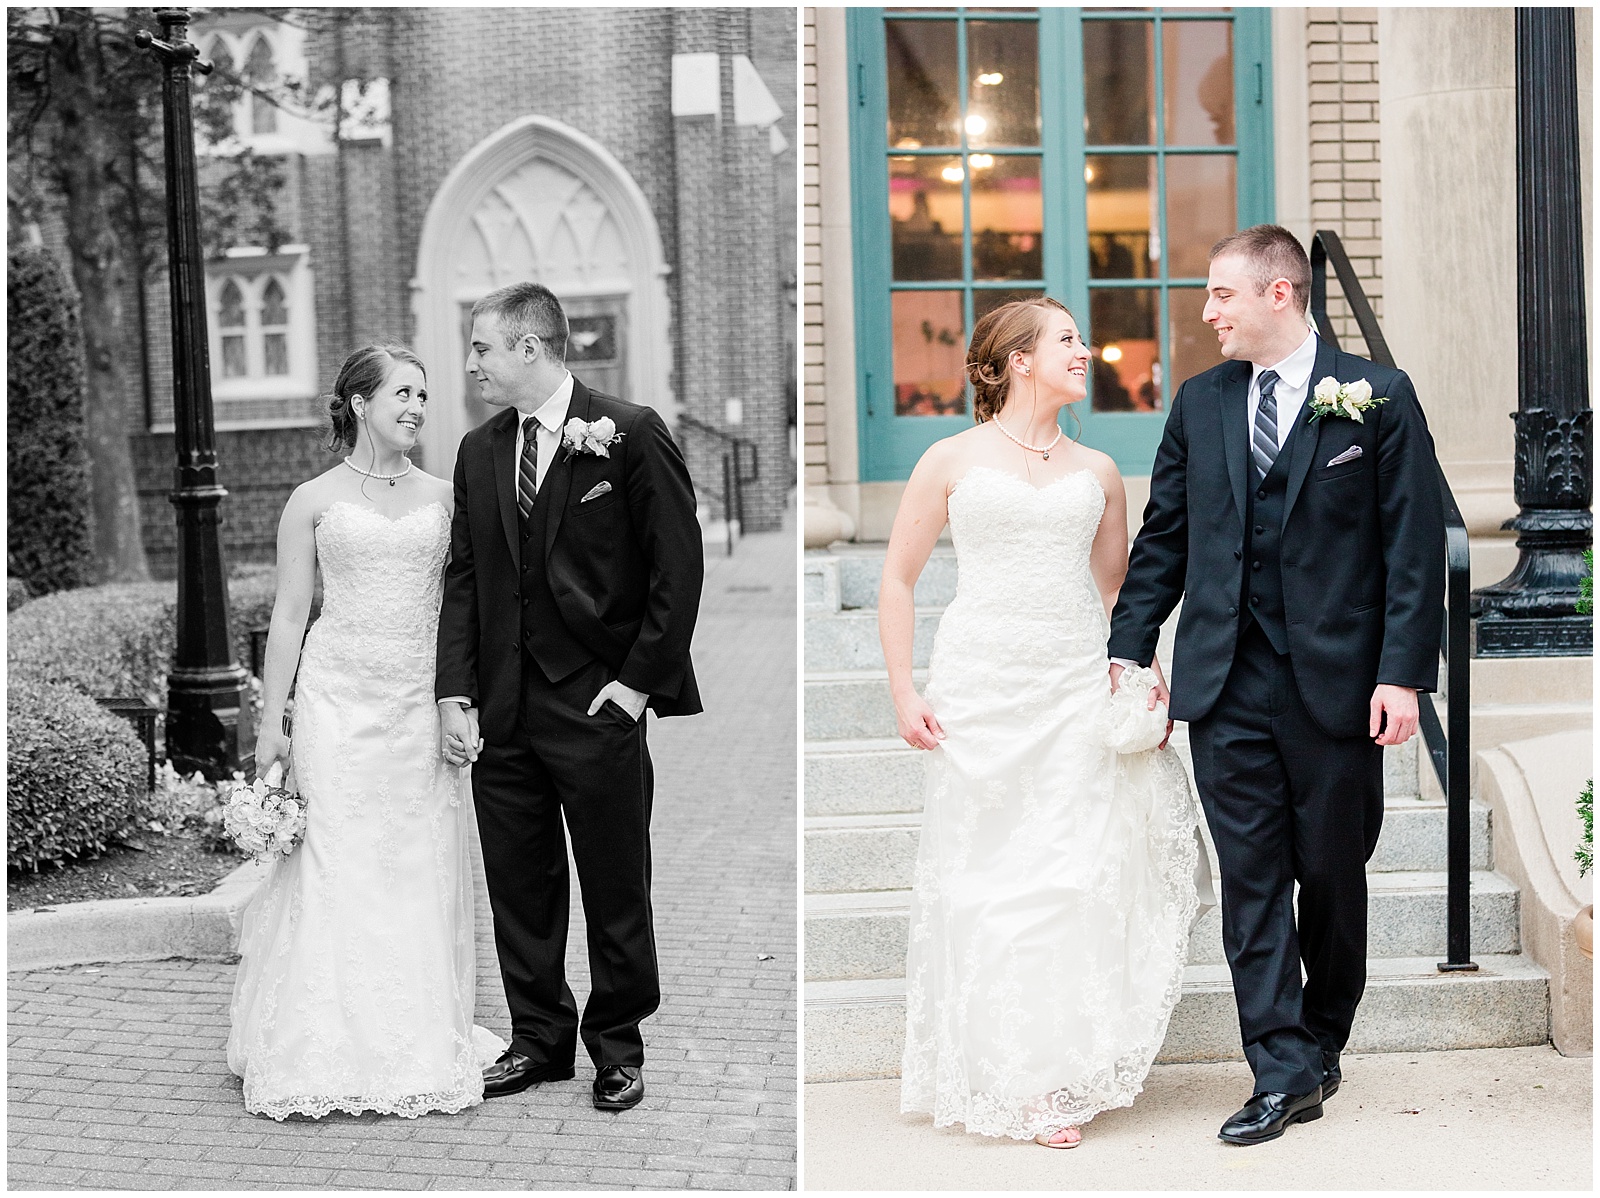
[1308,376,1388,423]
[561,416,624,460]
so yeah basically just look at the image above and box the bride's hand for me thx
[1149,662,1174,749]
[894,691,946,751]
[254,728,291,783]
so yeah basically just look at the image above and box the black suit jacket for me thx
[436,378,704,744]
[1108,339,1445,739]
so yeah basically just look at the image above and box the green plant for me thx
[150,762,243,856]
[1577,779,1593,879]
[6,244,93,597]
[7,679,149,872]
[8,577,32,611]
[1577,548,1593,617]
[7,572,280,708]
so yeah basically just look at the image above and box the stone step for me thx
[803,953,1551,1081]
[804,868,1517,980]
[805,735,1425,819]
[805,671,921,742]
[804,609,942,673]
[1434,698,1594,753]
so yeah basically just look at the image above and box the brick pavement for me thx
[7,511,798,1191]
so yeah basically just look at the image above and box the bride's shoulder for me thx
[1072,444,1126,498]
[409,468,453,509]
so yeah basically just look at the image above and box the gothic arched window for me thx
[218,279,248,378]
[245,36,277,136]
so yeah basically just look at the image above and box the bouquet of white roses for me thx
[220,762,307,862]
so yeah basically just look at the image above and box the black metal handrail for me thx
[676,412,759,557]
[1310,229,1477,972]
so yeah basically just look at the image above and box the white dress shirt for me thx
[1110,330,1322,674]
[517,371,575,491]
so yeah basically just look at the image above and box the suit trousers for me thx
[1188,620,1384,1095]
[471,654,659,1069]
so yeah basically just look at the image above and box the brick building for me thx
[126,6,796,577]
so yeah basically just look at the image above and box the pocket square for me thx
[580,481,613,503]
[1325,446,1363,467]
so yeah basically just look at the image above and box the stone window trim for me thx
[196,247,320,430]
[194,20,330,158]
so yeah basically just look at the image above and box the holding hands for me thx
[441,702,482,766]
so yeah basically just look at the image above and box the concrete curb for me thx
[6,857,269,971]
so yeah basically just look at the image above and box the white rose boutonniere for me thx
[1308,376,1387,423]
[561,416,624,460]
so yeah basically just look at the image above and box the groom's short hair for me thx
[1210,225,1311,315]
[472,283,569,362]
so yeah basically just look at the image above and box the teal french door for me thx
[848,6,1274,481]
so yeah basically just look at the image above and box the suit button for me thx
[1233,549,1243,560]
[1254,525,1265,536]
[1250,596,1261,607]
[1228,606,1239,617]
[1253,560,1262,571]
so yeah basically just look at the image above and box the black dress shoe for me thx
[1321,1050,1341,1100]
[1218,1086,1324,1145]
[592,1064,645,1111]
[482,1050,575,1098]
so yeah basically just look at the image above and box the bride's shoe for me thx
[1033,1127,1082,1149]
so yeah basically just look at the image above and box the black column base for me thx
[1471,613,1593,658]
[166,665,255,781]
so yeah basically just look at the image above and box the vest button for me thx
[1250,595,1261,607]
[1253,560,1262,571]
[1254,525,1265,536]
[1228,606,1239,617]
[1233,549,1243,560]
[1257,488,1267,500]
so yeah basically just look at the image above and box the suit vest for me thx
[518,478,594,684]
[1241,437,1294,655]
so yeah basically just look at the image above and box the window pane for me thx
[1168,286,1225,387]
[966,21,1039,147]
[1164,20,1234,145]
[973,288,1041,326]
[221,334,248,379]
[886,20,959,148]
[263,332,289,376]
[245,38,277,135]
[1083,20,1153,145]
[971,154,1042,280]
[890,155,964,281]
[218,280,245,328]
[1164,154,1236,277]
[1089,288,1160,411]
[261,278,288,325]
[892,290,967,416]
[1087,154,1157,279]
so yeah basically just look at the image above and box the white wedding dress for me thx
[900,466,1202,1140]
[227,500,502,1120]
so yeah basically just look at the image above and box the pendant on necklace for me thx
[1042,450,1050,461]
[389,477,397,487]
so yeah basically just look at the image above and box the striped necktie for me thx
[518,415,540,519]
[1252,369,1281,479]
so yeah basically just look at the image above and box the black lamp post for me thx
[137,8,254,778]
[1470,7,1593,656]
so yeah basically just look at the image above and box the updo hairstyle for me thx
[965,296,1074,424]
[325,343,426,453]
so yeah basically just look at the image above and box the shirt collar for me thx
[1253,329,1318,393]
[525,371,575,434]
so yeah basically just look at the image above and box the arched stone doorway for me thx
[411,116,673,478]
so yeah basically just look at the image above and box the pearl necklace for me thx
[994,417,1063,460]
[342,456,413,487]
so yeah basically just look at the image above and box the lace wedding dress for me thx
[227,500,502,1120]
[900,466,1202,1140]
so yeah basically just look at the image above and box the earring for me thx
[1023,367,1031,376]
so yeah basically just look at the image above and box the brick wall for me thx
[1307,7,1384,343]
[801,9,826,490]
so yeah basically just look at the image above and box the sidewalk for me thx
[7,510,798,1191]
[803,1046,1592,1190]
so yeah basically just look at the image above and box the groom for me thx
[1109,226,1444,1145]
[436,282,703,1112]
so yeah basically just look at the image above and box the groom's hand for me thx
[440,702,481,765]
[1370,684,1419,746]
[589,680,648,722]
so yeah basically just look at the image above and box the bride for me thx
[227,343,501,1119]
[881,297,1203,1148]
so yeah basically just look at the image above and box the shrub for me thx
[8,577,31,611]
[7,244,93,597]
[7,571,281,708]
[8,679,149,872]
